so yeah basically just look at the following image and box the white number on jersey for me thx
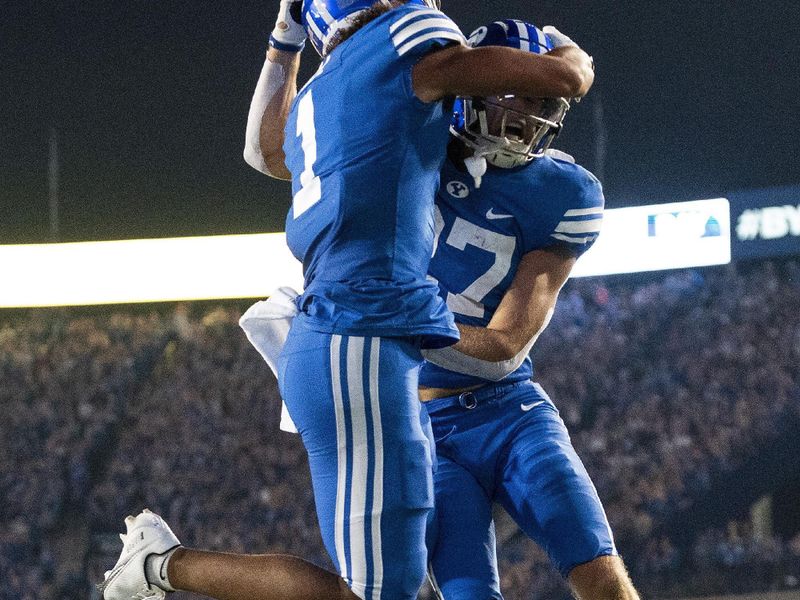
[432,207,517,318]
[293,92,321,218]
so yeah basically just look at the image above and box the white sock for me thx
[145,546,180,592]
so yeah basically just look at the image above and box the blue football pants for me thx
[279,316,435,600]
[425,380,617,599]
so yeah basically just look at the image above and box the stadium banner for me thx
[728,185,800,260]
[571,198,731,278]
[0,199,731,307]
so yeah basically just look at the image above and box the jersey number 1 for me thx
[293,92,321,218]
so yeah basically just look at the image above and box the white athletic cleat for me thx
[97,509,181,600]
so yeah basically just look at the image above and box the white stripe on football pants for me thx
[330,335,349,582]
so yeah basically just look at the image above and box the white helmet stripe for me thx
[306,17,326,47]
[316,1,334,22]
[514,20,531,51]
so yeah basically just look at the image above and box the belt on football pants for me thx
[423,380,530,413]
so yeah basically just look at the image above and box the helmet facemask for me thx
[452,95,570,169]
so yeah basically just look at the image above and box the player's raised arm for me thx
[243,0,305,180]
[412,25,594,103]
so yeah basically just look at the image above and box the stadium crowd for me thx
[2,258,799,600]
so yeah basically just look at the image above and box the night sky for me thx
[2,1,799,243]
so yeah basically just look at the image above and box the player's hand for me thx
[543,25,594,88]
[542,26,579,50]
[270,0,306,52]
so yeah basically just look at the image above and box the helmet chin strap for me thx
[464,155,487,188]
[486,149,526,169]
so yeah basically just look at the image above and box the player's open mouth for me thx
[505,124,525,140]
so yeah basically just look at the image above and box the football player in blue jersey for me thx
[99,3,595,600]
[418,20,641,600]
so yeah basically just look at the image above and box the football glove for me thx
[270,0,306,52]
[542,25,578,50]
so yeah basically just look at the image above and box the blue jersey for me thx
[418,152,604,388]
[283,5,464,348]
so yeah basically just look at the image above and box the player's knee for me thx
[397,439,435,511]
[568,555,639,600]
[379,534,430,600]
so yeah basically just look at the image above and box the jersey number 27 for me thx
[432,206,516,319]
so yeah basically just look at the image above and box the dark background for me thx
[2,1,799,243]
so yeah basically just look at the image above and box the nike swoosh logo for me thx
[520,400,546,412]
[486,208,514,220]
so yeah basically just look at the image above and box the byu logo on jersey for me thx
[447,180,470,199]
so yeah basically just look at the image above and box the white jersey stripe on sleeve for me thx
[392,17,462,47]
[368,337,384,600]
[555,219,603,234]
[316,2,335,22]
[346,336,369,599]
[389,8,443,33]
[330,335,349,582]
[563,206,604,217]
[397,30,465,56]
[551,232,598,244]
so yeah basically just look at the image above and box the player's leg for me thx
[494,382,640,600]
[427,454,502,600]
[280,320,434,600]
[568,554,639,600]
[167,548,357,600]
[99,509,357,600]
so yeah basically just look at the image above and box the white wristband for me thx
[421,344,529,382]
[422,308,555,381]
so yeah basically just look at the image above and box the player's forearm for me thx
[450,324,518,362]
[243,47,300,180]
[414,44,593,103]
[453,302,554,362]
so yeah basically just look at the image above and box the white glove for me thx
[542,25,579,50]
[270,0,306,52]
[542,25,593,98]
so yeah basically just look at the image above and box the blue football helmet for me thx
[303,0,442,56]
[451,19,571,168]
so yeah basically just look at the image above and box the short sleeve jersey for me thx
[283,5,465,348]
[419,153,605,388]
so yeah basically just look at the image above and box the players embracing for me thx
[96,2,635,600]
